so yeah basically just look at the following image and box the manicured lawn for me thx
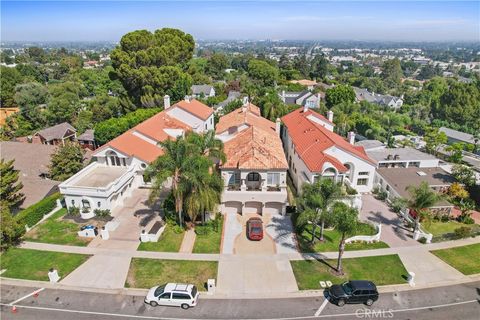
[431,243,480,275]
[297,223,389,253]
[291,255,408,290]
[424,220,474,237]
[137,223,185,252]
[193,218,223,254]
[126,258,218,290]
[0,248,89,281]
[24,208,91,246]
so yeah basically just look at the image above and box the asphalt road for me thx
[1,282,479,320]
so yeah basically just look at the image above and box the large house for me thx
[35,122,77,146]
[281,107,376,193]
[216,102,289,215]
[59,96,214,219]
[353,87,403,109]
[279,90,322,109]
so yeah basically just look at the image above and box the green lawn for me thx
[193,218,223,254]
[291,255,408,290]
[137,223,185,252]
[0,248,90,281]
[126,258,218,290]
[297,223,389,253]
[424,220,474,237]
[431,243,480,275]
[23,208,91,246]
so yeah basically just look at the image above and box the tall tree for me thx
[247,59,279,87]
[205,53,228,79]
[14,82,48,129]
[424,127,448,156]
[406,182,441,231]
[0,159,25,209]
[185,130,226,164]
[451,164,476,187]
[310,54,329,80]
[381,58,403,89]
[49,142,85,181]
[0,202,23,251]
[110,28,194,108]
[325,85,356,108]
[331,202,359,275]
[1,66,23,107]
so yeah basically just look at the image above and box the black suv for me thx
[327,280,379,307]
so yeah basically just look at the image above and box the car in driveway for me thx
[246,217,263,240]
[144,283,199,309]
[327,280,378,306]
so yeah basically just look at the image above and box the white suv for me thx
[144,283,199,309]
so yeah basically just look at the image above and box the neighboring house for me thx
[366,147,440,169]
[355,140,385,152]
[59,96,214,218]
[353,87,403,109]
[77,129,97,150]
[289,79,317,90]
[35,122,77,146]
[215,90,241,112]
[279,90,322,109]
[216,102,289,215]
[281,107,376,193]
[374,167,455,215]
[439,127,478,154]
[0,141,59,210]
[191,85,215,98]
[0,107,19,126]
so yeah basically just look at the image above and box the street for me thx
[1,282,479,320]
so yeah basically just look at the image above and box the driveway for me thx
[360,194,418,247]
[233,213,276,255]
[266,215,299,254]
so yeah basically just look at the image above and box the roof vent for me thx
[394,154,400,160]
[417,171,427,176]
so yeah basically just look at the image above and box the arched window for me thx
[247,172,260,182]
[107,151,121,166]
[322,167,337,181]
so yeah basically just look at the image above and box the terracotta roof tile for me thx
[215,103,274,134]
[281,107,374,173]
[134,111,190,142]
[105,130,164,163]
[173,99,213,120]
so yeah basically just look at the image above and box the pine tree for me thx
[49,142,85,181]
[0,159,25,209]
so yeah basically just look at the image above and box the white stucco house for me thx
[215,102,289,215]
[281,107,376,194]
[59,96,214,219]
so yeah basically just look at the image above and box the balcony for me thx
[222,185,288,203]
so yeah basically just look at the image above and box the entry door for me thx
[158,292,174,306]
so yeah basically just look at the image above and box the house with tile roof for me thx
[281,106,376,193]
[59,96,214,219]
[216,101,289,215]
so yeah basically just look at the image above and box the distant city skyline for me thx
[1,1,479,42]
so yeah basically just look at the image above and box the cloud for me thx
[399,18,472,27]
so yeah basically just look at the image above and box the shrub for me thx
[459,216,475,225]
[440,214,450,222]
[93,209,111,217]
[68,206,80,216]
[454,226,472,239]
[15,193,61,228]
[345,185,358,195]
[390,197,407,213]
[376,190,388,201]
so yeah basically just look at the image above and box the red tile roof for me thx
[134,111,190,142]
[102,130,164,163]
[215,103,275,134]
[173,99,214,120]
[281,107,374,173]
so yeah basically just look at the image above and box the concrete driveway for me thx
[360,194,418,247]
[234,213,276,255]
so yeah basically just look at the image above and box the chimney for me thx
[164,95,170,109]
[327,110,334,122]
[242,96,249,106]
[184,95,190,103]
[347,131,355,145]
[275,118,281,135]
[303,104,309,113]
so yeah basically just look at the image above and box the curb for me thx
[2,275,479,300]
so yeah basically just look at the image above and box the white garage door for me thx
[223,201,242,215]
[264,202,284,215]
[244,202,263,214]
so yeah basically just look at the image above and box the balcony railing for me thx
[227,184,241,191]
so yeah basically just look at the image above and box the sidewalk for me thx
[179,228,196,253]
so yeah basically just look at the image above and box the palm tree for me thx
[296,179,343,243]
[146,137,205,225]
[331,202,359,275]
[185,130,226,164]
[406,182,441,232]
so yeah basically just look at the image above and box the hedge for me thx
[15,193,62,228]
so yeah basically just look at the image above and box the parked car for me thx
[144,283,199,309]
[327,280,379,306]
[246,217,263,241]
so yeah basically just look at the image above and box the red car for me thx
[246,217,263,241]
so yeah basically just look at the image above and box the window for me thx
[122,158,126,166]
[172,293,191,300]
[228,172,240,185]
[210,117,213,125]
[267,173,280,185]
[158,292,171,299]
[247,172,260,181]
[82,199,91,209]
[97,202,101,208]
[357,178,368,186]
[359,171,369,176]
[71,200,75,206]
[409,162,420,168]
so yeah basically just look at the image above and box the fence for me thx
[345,223,381,243]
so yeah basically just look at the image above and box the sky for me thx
[1,1,479,42]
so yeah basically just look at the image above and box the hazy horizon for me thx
[2,1,479,42]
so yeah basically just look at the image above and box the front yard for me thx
[291,254,408,290]
[424,220,475,237]
[24,208,94,246]
[431,243,480,275]
[193,217,224,253]
[137,223,185,252]
[126,258,218,290]
[0,248,90,281]
[297,223,389,253]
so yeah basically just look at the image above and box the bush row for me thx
[15,193,62,228]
